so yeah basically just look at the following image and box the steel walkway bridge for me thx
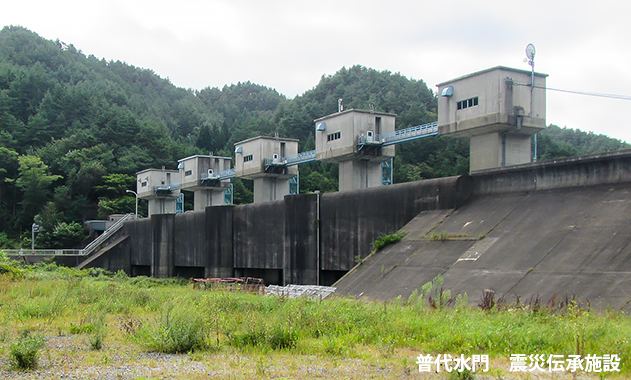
[264,121,438,170]
[357,121,438,149]
[162,120,440,203]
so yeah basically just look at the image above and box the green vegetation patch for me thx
[371,231,406,252]
[0,263,629,376]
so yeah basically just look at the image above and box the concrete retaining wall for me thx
[174,212,206,268]
[205,205,234,278]
[320,175,471,271]
[82,176,468,284]
[233,200,285,270]
[473,149,631,195]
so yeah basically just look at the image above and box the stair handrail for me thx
[81,213,134,256]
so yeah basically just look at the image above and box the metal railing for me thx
[215,168,236,180]
[153,182,180,192]
[200,173,220,181]
[283,150,316,166]
[263,150,316,169]
[357,121,438,147]
[2,213,135,257]
[2,249,84,256]
[81,213,134,257]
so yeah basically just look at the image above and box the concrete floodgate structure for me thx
[73,149,631,310]
[131,66,546,216]
[32,65,630,309]
[334,150,631,310]
[178,155,232,211]
[437,66,547,172]
[234,136,300,203]
[314,109,396,191]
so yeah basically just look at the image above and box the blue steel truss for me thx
[357,121,438,149]
[175,193,184,213]
[220,121,438,191]
[224,183,234,205]
[381,158,393,186]
[264,150,316,170]
[216,168,236,181]
[289,173,299,194]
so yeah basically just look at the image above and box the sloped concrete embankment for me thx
[335,150,631,310]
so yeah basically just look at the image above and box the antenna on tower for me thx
[525,43,536,86]
[524,43,538,163]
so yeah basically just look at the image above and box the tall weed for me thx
[8,330,46,370]
[135,300,208,353]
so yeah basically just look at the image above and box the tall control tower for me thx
[437,66,547,172]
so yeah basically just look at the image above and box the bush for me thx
[8,330,46,370]
[88,267,107,277]
[268,324,298,350]
[323,336,349,356]
[88,312,107,350]
[371,231,405,252]
[228,320,298,350]
[89,331,104,350]
[0,251,24,279]
[135,302,207,353]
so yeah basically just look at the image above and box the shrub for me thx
[268,324,298,350]
[0,251,24,279]
[88,267,107,277]
[89,331,104,350]
[228,320,298,350]
[8,330,46,370]
[371,231,405,252]
[228,324,267,348]
[323,336,348,356]
[135,302,207,353]
[88,312,107,350]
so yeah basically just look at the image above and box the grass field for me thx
[0,253,629,379]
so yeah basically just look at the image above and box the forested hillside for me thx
[0,26,628,249]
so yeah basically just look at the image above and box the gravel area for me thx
[0,334,619,379]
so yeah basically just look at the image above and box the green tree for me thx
[15,155,62,230]
[51,221,86,248]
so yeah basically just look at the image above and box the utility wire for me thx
[514,82,631,101]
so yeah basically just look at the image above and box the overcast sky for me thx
[3,0,631,142]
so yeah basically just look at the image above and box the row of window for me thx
[327,131,341,142]
[457,97,478,110]
[243,154,254,162]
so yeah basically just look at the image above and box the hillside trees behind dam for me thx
[0,25,629,248]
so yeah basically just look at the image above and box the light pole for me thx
[31,223,42,252]
[126,190,138,219]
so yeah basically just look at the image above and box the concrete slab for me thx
[400,209,454,240]
[334,183,631,310]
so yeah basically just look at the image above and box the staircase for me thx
[81,213,134,257]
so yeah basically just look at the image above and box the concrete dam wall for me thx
[334,150,631,310]
[80,149,631,308]
[84,175,472,286]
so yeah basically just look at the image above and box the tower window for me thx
[327,131,341,142]
[457,97,479,110]
[244,154,253,162]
